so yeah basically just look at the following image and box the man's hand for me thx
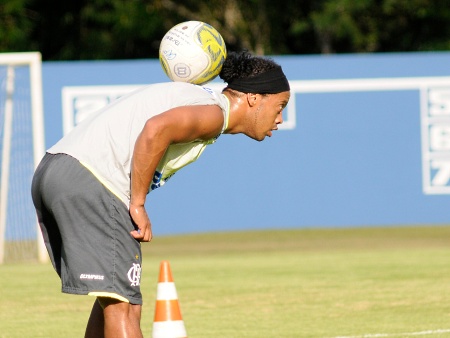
[129,204,153,242]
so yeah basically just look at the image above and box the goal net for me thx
[0,52,46,263]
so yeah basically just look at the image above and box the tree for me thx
[0,0,449,60]
[309,0,380,53]
[378,0,450,52]
[152,0,273,55]
[26,0,166,60]
[0,0,36,52]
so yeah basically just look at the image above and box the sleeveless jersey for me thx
[48,82,230,206]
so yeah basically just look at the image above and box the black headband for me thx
[226,66,290,94]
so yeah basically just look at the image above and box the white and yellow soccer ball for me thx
[159,21,227,85]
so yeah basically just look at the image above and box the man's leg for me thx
[85,299,105,338]
[85,297,143,338]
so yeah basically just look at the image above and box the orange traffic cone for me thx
[152,260,187,338]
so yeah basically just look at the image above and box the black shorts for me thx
[31,153,143,305]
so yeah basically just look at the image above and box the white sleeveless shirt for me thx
[48,82,230,206]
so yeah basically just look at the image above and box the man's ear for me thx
[246,93,258,107]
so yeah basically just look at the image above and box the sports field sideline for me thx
[1,225,450,337]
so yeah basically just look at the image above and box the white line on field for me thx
[331,329,450,338]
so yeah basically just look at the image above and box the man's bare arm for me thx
[129,104,224,241]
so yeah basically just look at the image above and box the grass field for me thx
[1,225,450,337]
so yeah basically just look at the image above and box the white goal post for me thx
[0,52,47,263]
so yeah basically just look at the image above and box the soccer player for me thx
[31,50,290,338]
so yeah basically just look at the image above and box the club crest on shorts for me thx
[127,263,141,286]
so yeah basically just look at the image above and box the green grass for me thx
[2,226,450,337]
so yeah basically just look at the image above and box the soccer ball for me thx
[159,21,227,85]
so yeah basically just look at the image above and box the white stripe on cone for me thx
[156,282,178,300]
[153,321,187,338]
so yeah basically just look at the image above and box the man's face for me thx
[252,91,290,141]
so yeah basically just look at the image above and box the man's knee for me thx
[97,297,122,309]
[98,297,141,320]
[97,297,143,337]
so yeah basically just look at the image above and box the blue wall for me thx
[42,52,450,235]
